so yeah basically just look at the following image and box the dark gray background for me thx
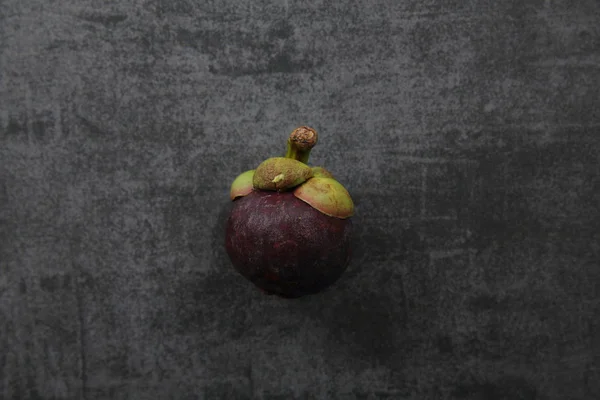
[1,0,599,399]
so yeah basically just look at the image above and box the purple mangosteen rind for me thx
[225,126,354,298]
[225,190,353,298]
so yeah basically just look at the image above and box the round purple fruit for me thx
[225,127,355,298]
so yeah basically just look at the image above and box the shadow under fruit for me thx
[225,126,354,298]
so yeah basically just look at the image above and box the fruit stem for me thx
[284,126,318,164]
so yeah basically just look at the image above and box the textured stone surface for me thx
[1,0,599,399]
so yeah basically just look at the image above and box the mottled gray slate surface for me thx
[1,0,599,399]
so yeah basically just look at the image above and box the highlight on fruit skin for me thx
[225,126,354,298]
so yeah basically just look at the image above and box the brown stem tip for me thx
[290,126,318,151]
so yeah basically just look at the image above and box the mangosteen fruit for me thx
[225,126,354,298]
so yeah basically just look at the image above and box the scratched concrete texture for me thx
[1,0,599,399]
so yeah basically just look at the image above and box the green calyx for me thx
[311,167,334,179]
[294,177,354,219]
[253,157,313,191]
[229,126,354,219]
[230,169,255,200]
